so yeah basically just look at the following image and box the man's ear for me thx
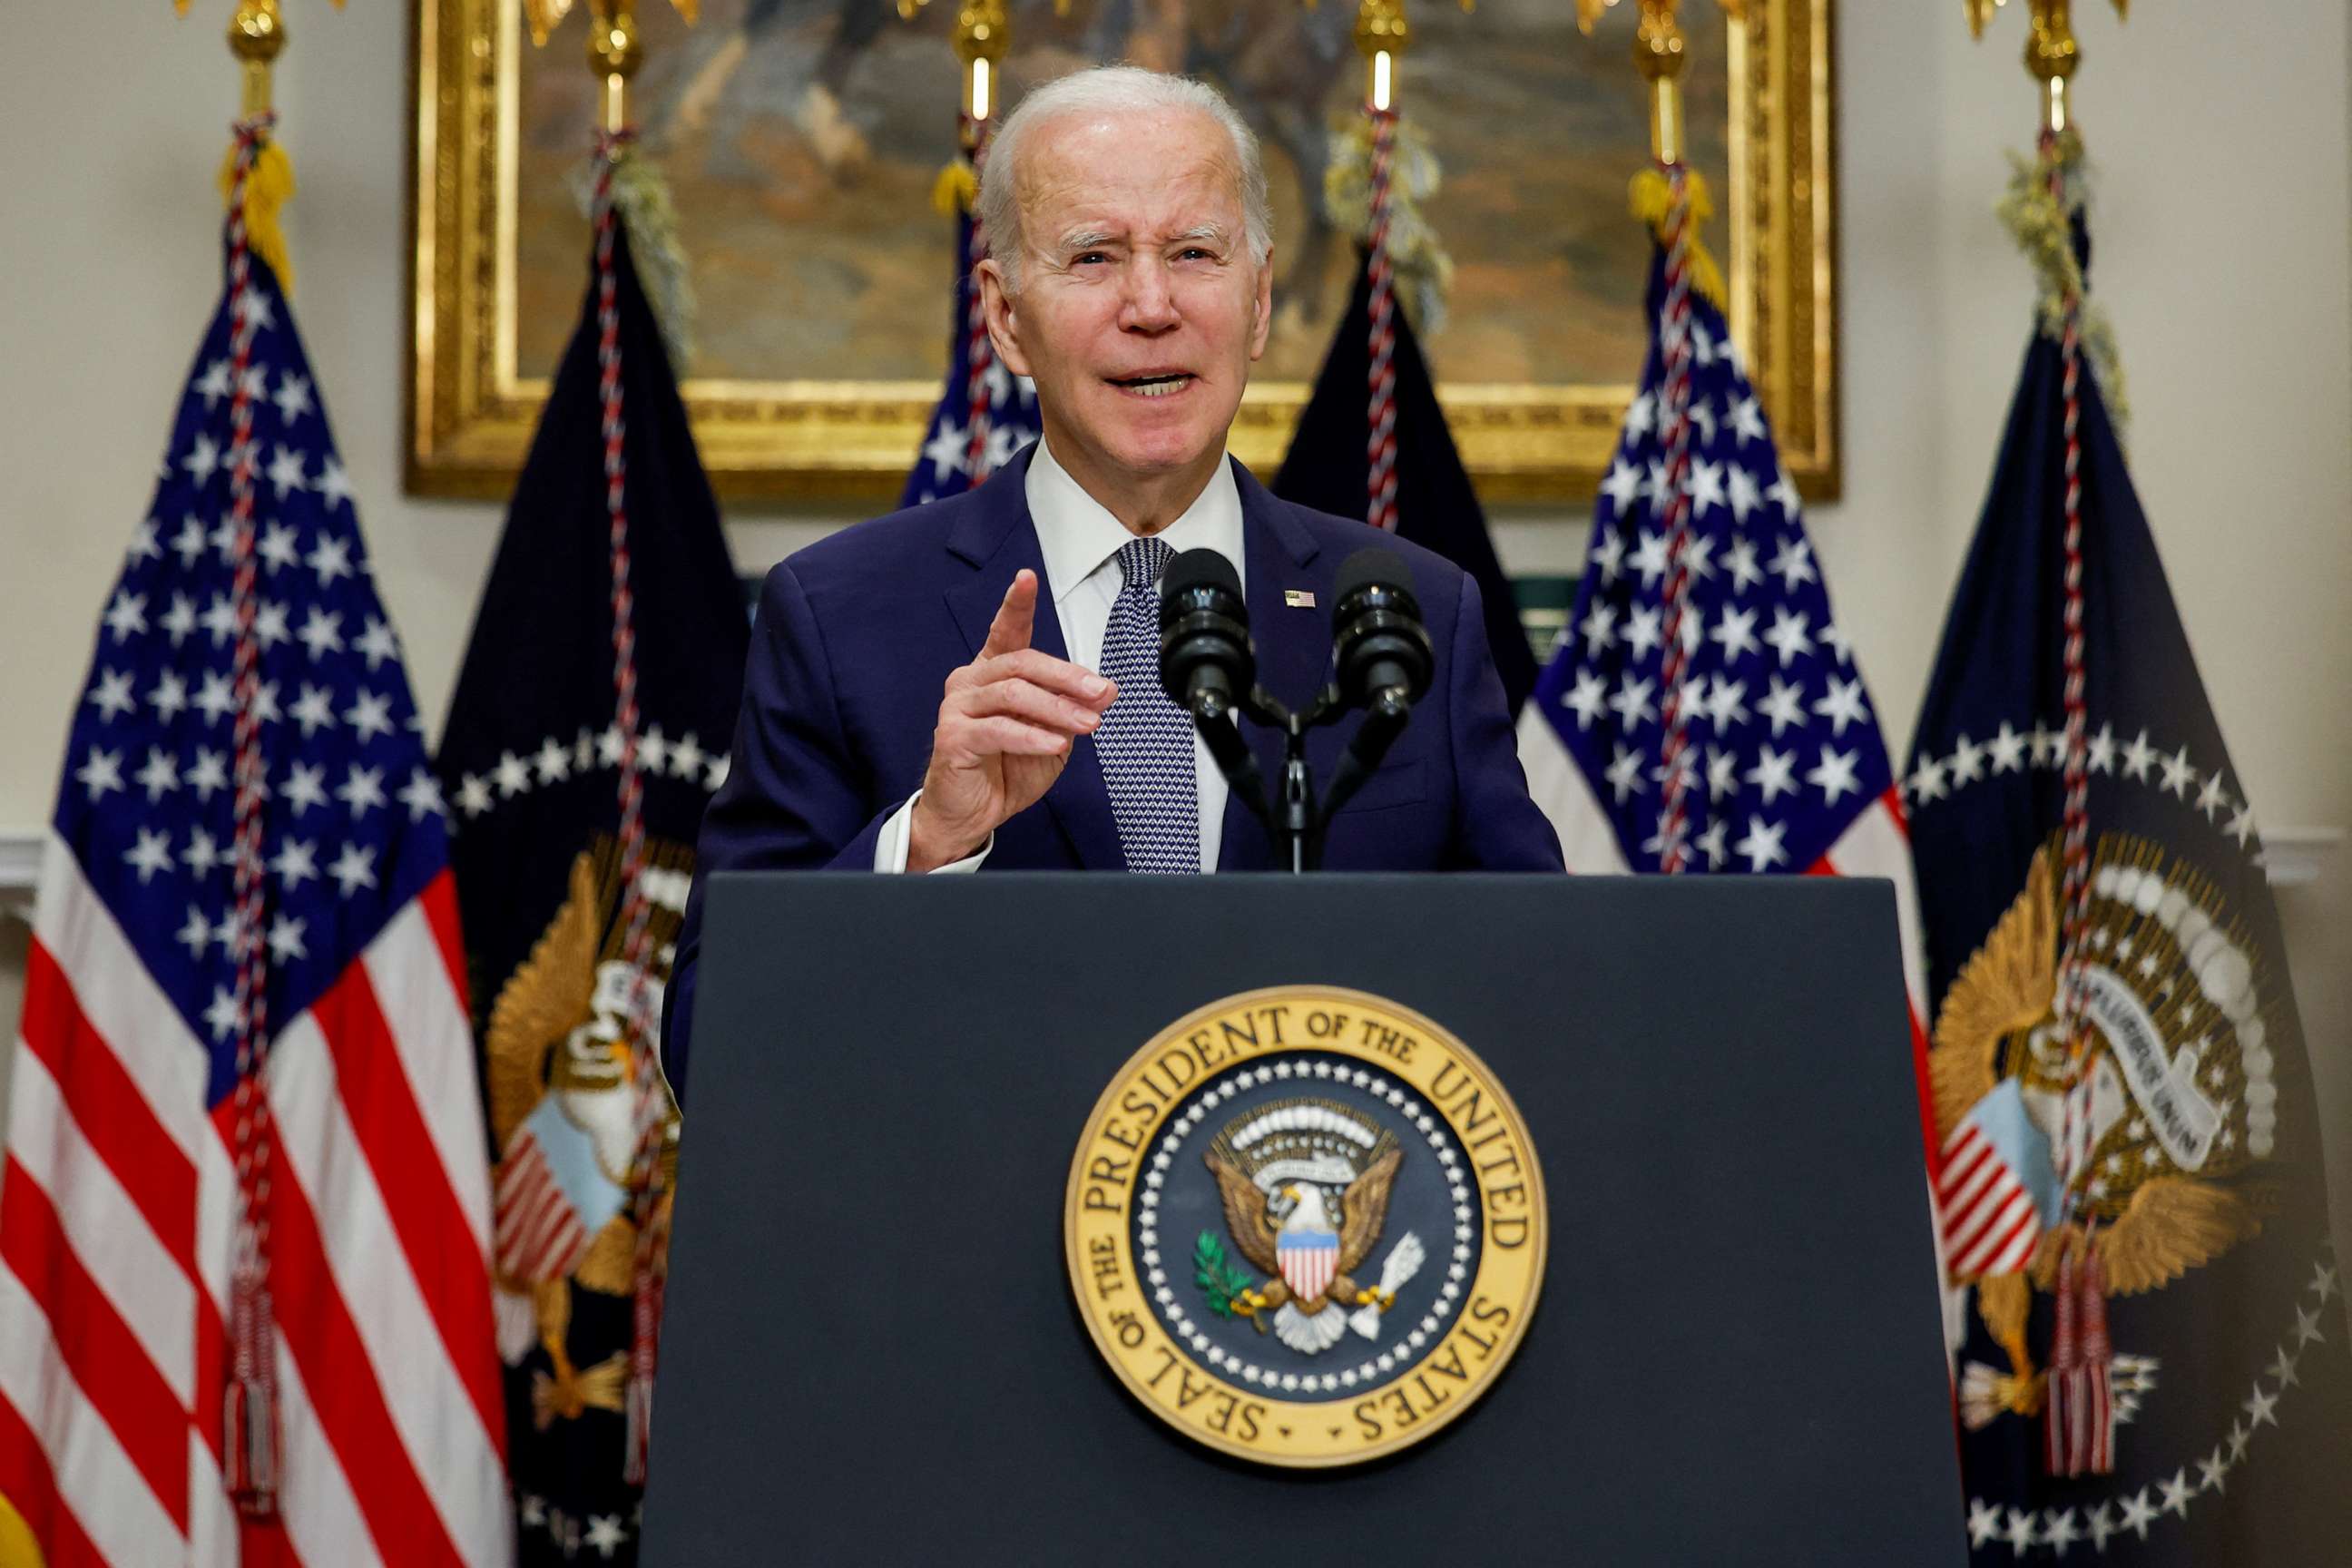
[1248,247,1275,361]
[976,259,1032,378]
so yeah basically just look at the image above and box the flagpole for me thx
[1353,0,1406,535]
[226,0,285,116]
[203,0,316,1520]
[955,0,1009,486]
[188,2,355,1518]
[1577,1,1740,870]
[520,0,700,1489]
[1344,0,1467,537]
[1969,0,2129,1482]
[1968,0,2127,137]
[588,0,642,133]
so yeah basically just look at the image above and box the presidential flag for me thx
[0,125,505,1565]
[437,177,747,1566]
[1909,157,2351,1561]
[1275,253,1539,714]
[1514,190,1926,1008]
[901,205,1041,507]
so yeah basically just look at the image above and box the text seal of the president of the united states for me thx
[1065,986,1547,1466]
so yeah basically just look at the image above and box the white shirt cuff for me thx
[875,790,992,874]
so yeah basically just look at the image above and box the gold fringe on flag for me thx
[1325,113,1455,336]
[1628,166,1727,312]
[569,145,698,370]
[217,134,297,294]
[932,156,979,218]
[1996,127,2129,430]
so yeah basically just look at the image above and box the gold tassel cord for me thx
[1628,166,1726,312]
[217,134,297,295]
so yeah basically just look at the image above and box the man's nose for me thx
[1118,259,1181,333]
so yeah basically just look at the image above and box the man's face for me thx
[979,105,1273,491]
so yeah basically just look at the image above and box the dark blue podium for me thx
[644,875,1961,1565]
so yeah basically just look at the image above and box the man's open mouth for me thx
[1111,373,1195,398]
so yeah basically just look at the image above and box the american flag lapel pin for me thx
[1284,589,1316,608]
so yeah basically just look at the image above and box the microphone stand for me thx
[1191,682,1387,874]
[1168,548,1426,874]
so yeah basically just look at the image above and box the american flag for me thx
[1515,248,1928,1034]
[900,209,1041,508]
[0,232,508,1558]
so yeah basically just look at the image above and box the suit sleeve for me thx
[662,560,907,1098]
[1445,573,1566,871]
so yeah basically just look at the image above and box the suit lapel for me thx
[942,451,1124,870]
[1220,461,1331,871]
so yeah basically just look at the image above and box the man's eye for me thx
[1179,248,1215,261]
[1072,251,1108,266]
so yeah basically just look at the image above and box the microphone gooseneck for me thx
[1142,544,1439,873]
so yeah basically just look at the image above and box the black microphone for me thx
[1329,547,1435,716]
[1157,546,1277,844]
[1319,548,1435,824]
[1158,547,1255,720]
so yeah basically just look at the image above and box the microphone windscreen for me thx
[1333,546,1414,604]
[1162,546,1243,603]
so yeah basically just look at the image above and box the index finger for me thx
[979,569,1039,660]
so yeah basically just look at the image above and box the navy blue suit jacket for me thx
[664,448,1562,1093]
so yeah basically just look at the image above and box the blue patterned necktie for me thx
[1093,536,1200,873]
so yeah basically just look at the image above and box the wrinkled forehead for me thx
[1012,105,1245,244]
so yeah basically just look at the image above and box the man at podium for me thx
[665,67,1562,1091]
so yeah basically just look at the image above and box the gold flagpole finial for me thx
[587,0,643,131]
[953,0,1010,132]
[520,0,696,132]
[1576,1,1744,167]
[1349,0,1470,113]
[1967,0,2127,134]
[228,2,286,116]
[1354,0,1408,111]
[178,1,351,115]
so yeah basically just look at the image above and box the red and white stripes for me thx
[1,838,509,1565]
[1938,1116,2043,1280]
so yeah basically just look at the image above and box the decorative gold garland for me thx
[1997,128,2129,431]
[572,148,698,371]
[1325,113,1455,337]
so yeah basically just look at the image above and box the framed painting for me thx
[407,0,1838,504]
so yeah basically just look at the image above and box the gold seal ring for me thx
[1065,985,1546,1466]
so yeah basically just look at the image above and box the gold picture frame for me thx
[406,0,1838,505]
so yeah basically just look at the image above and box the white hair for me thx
[976,65,1274,294]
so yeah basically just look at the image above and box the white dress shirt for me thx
[875,437,1246,873]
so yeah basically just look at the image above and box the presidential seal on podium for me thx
[1065,986,1547,1466]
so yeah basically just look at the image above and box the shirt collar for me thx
[1024,436,1247,604]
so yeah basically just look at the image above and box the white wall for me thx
[2,1,2347,1236]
